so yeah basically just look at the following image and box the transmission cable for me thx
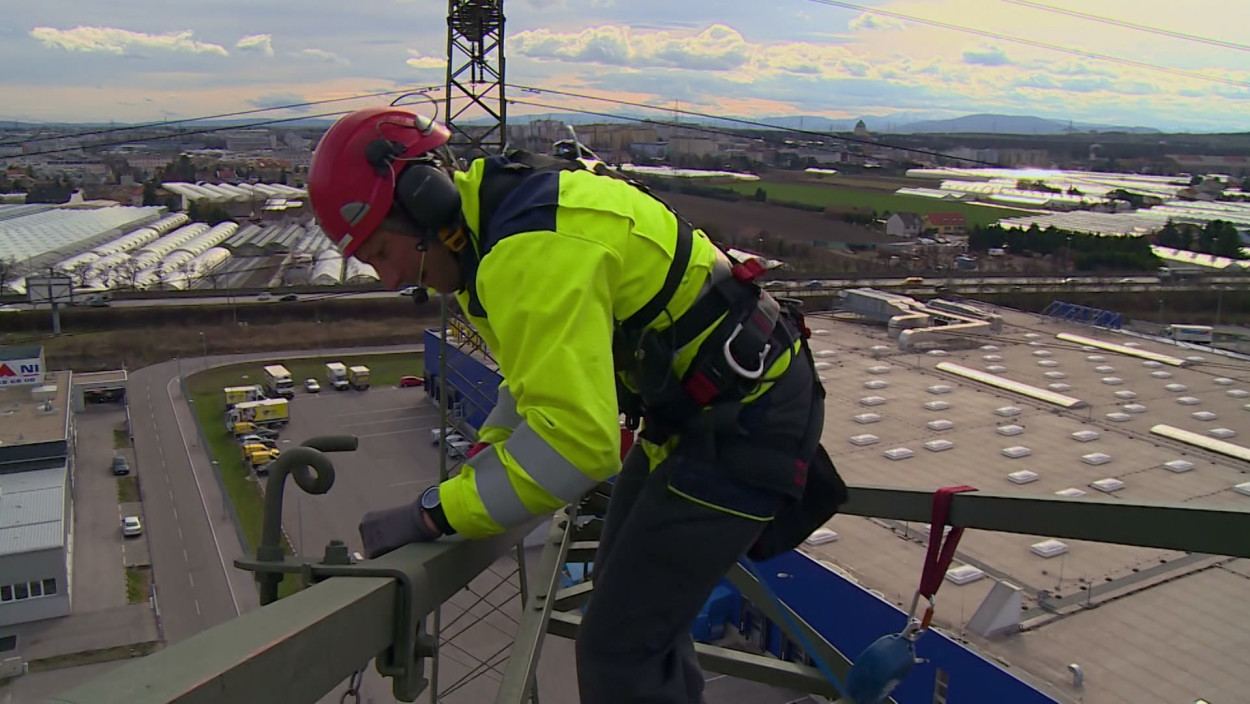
[1003,0,1250,53]
[806,0,1250,91]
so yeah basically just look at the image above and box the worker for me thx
[307,106,848,704]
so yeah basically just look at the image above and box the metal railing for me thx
[54,431,1250,704]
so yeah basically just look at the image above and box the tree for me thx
[142,180,161,206]
[0,256,17,293]
[1212,221,1245,259]
[753,187,767,202]
[113,260,142,289]
[67,262,95,289]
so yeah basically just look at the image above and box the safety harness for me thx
[464,150,809,450]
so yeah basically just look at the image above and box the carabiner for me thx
[723,323,771,380]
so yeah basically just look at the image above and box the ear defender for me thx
[394,162,464,250]
[365,138,407,177]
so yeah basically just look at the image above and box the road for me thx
[126,343,422,644]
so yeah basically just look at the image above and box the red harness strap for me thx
[916,485,976,629]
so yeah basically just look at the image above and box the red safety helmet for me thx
[308,106,454,258]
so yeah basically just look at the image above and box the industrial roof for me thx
[800,301,1250,703]
[0,371,71,447]
[162,182,307,204]
[0,206,163,267]
[0,464,67,556]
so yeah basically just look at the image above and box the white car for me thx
[122,516,143,537]
[305,378,321,393]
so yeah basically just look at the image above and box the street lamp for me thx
[200,331,207,369]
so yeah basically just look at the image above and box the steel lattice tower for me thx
[445,0,507,158]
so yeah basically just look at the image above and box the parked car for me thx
[280,294,299,302]
[122,516,143,537]
[399,375,425,388]
[305,378,321,393]
[111,456,130,476]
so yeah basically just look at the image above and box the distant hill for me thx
[886,113,1160,135]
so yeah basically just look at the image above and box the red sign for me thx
[0,364,14,378]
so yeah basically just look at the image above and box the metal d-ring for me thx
[723,323,771,380]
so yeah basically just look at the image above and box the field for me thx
[185,351,425,597]
[720,180,1028,227]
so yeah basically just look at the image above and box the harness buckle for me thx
[722,323,771,380]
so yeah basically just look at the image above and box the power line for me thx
[807,0,1250,90]
[507,85,1005,166]
[1003,0,1250,53]
[0,85,445,149]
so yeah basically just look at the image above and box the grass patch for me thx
[26,641,162,673]
[116,476,140,503]
[723,181,1028,227]
[185,352,423,600]
[124,565,151,604]
[112,427,129,449]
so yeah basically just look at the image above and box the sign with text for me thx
[0,352,46,387]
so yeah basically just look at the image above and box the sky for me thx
[3,0,1249,133]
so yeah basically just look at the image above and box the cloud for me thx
[246,92,312,113]
[511,24,752,71]
[235,34,274,57]
[963,44,1010,66]
[406,52,446,71]
[848,12,906,33]
[29,25,228,57]
[293,48,348,64]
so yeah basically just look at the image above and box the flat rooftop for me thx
[0,465,67,556]
[72,369,127,386]
[799,301,1250,703]
[0,371,71,447]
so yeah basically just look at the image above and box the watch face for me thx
[420,486,440,511]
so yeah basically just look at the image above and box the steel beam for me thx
[57,523,536,704]
[494,508,577,704]
[841,485,1250,558]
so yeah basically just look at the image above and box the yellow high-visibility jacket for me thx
[438,156,794,538]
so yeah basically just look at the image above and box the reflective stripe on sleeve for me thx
[482,383,522,430]
[470,421,600,528]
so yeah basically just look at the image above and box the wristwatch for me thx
[420,485,455,535]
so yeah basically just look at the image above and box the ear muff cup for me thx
[394,163,462,242]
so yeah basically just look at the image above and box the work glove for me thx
[359,500,442,558]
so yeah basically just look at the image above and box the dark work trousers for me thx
[576,348,817,704]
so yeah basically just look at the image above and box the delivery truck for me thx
[226,398,289,433]
[325,362,350,391]
[263,364,295,399]
[224,384,265,409]
[348,365,371,391]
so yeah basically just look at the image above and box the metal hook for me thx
[722,323,771,380]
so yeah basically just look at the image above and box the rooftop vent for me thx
[1028,340,1044,347]
[980,345,999,351]
[1209,428,1237,439]
[927,385,952,394]
[1101,377,1124,385]
[853,413,882,424]
[986,365,1008,374]
[946,565,985,585]
[804,528,838,545]
[883,447,914,460]
[869,345,891,357]
[1177,396,1201,405]
[1151,370,1174,379]
[1080,346,1097,352]
[1106,412,1132,422]
[1123,342,1142,348]
[1044,371,1068,379]
[867,365,891,375]
[1031,539,1069,558]
[923,400,950,411]
[1071,430,1100,442]
[1114,390,1138,400]
[1165,383,1188,392]
[1094,365,1116,373]
[1228,389,1249,399]
[1213,377,1234,386]
[1192,411,1217,421]
[814,361,833,371]
[923,439,954,452]
[1048,382,1072,391]
[811,329,830,336]
[1032,350,1053,357]
[1007,469,1039,484]
[1038,360,1059,367]
[983,354,1003,362]
[927,419,954,431]
[1233,482,1250,497]
[1163,459,1194,473]
[1055,488,1086,498]
[32,385,57,413]
[1024,333,1041,339]
[1091,477,1125,493]
[1123,404,1147,414]
[859,396,886,406]
[995,406,1022,417]
[1185,355,1205,362]
[1086,355,1106,362]
[997,425,1024,436]
[1081,452,1112,466]
[927,350,949,357]
[849,434,880,446]
[1001,445,1032,458]
[1142,360,1162,368]
[814,349,836,358]
[863,380,888,390]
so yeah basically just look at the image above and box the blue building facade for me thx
[424,330,1058,703]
